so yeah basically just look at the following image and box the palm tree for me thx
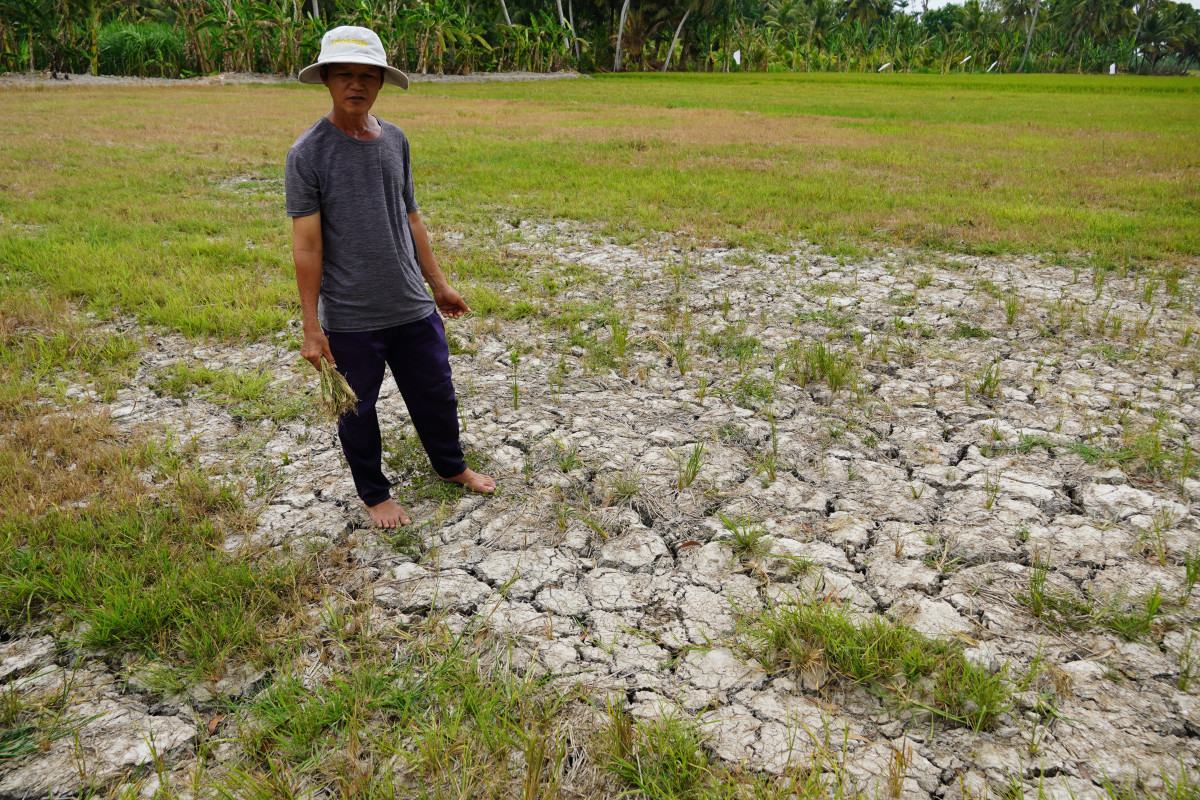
[1136,5,1175,70]
[839,0,890,29]
[1056,0,1134,70]
[662,4,692,70]
[1008,0,1041,71]
[613,0,630,69]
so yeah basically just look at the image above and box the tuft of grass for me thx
[1184,548,1200,602]
[1179,635,1196,692]
[1019,563,1168,643]
[785,339,858,395]
[720,513,770,563]
[605,468,643,506]
[551,438,583,473]
[952,321,990,340]
[743,599,1012,731]
[596,704,713,800]
[675,442,706,490]
[975,363,1001,399]
[663,333,693,376]
[983,470,1002,509]
[750,448,782,486]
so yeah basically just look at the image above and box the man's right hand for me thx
[301,328,335,371]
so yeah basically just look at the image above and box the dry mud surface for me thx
[3,224,1199,797]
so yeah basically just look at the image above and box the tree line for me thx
[1,0,1196,77]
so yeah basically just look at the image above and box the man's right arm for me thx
[292,212,333,370]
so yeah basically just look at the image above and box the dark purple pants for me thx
[325,312,467,507]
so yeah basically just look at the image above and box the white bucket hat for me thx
[298,26,409,89]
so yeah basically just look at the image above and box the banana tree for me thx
[0,0,51,71]
[63,0,134,74]
[251,0,303,74]
[406,0,492,73]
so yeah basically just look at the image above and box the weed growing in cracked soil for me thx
[742,599,1012,732]
[229,629,573,796]
[151,361,308,424]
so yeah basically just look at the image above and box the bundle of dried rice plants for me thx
[317,356,358,421]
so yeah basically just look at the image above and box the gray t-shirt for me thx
[285,117,436,332]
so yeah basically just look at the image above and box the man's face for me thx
[323,63,384,115]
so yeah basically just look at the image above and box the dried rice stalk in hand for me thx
[317,356,358,421]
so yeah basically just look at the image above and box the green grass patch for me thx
[231,630,565,795]
[0,287,310,681]
[596,705,713,799]
[992,431,1195,482]
[951,320,991,339]
[0,288,141,414]
[151,361,307,424]
[0,471,304,679]
[703,324,761,364]
[742,599,1012,731]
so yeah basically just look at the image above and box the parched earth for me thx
[3,222,1198,798]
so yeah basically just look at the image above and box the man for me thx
[285,26,495,529]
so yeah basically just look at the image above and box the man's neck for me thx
[326,109,380,140]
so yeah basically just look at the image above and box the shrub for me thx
[98,21,185,78]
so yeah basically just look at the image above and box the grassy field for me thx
[1,74,1198,796]
[0,73,1197,340]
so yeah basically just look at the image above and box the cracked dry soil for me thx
[3,222,1199,798]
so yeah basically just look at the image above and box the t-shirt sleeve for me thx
[285,149,320,218]
[402,136,418,214]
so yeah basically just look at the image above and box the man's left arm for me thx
[409,210,469,319]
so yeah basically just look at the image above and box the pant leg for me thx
[384,312,468,479]
[325,329,393,506]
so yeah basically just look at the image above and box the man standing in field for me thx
[285,26,495,528]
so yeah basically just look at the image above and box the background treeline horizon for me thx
[1,0,1197,78]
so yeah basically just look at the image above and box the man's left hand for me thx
[434,286,470,319]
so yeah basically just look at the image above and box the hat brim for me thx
[298,57,409,90]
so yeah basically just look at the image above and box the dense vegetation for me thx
[0,0,1196,77]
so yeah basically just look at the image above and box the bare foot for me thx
[366,498,410,529]
[441,468,497,494]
